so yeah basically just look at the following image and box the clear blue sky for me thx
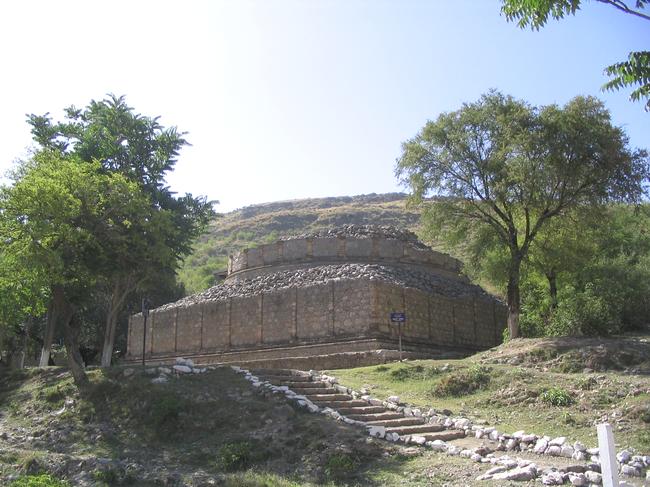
[0,0,647,212]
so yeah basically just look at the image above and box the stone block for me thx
[345,238,373,258]
[263,289,295,344]
[176,305,203,352]
[377,238,404,259]
[312,237,340,258]
[283,239,308,260]
[297,284,333,339]
[230,295,261,348]
[202,300,230,350]
[151,309,177,354]
[246,248,264,268]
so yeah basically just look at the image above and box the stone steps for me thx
[263,374,312,382]
[252,368,466,446]
[315,399,369,408]
[345,411,404,421]
[292,387,340,395]
[306,393,352,402]
[365,417,425,427]
[336,406,386,415]
[416,430,466,442]
[385,423,445,435]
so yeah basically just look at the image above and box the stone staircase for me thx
[251,368,465,442]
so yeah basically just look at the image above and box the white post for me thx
[597,423,619,487]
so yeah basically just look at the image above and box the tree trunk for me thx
[100,278,133,367]
[39,300,57,367]
[51,285,88,387]
[506,255,523,339]
[546,269,558,311]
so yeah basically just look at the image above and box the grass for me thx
[328,356,650,451]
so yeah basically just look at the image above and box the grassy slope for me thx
[178,194,422,294]
[1,335,648,486]
[0,365,502,487]
[329,335,650,453]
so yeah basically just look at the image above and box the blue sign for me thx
[390,312,406,323]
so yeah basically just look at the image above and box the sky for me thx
[0,0,648,212]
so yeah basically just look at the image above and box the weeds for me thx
[540,387,573,406]
[9,474,70,487]
[324,452,359,480]
[217,441,256,471]
[389,365,442,381]
[431,365,490,397]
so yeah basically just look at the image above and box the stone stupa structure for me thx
[126,225,506,369]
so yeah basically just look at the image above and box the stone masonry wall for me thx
[127,278,505,360]
[128,279,376,359]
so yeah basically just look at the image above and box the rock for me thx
[584,471,602,485]
[470,453,483,462]
[367,426,386,439]
[158,367,172,374]
[175,357,194,367]
[546,445,562,456]
[172,365,192,374]
[475,428,484,439]
[151,376,168,384]
[561,445,575,458]
[123,368,135,377]
[386,432,400,442]
[534,437,549,454]
[620,465,640,477]
[521,434,537,443]
[429,440,447,452]
[446,445,462,456]
[492,465,537,481]
[568,473,587,486]
[454,418,471,429]
[488,429,500,441]
[542,471,565,485]
[572,450,588,461]
[403,407,413,417]
[513,430,526,439]
[387,395,400,404]
[505,439,518,451]
[616,450,632,464]
[485,466,508,476]
[549,436,567,446]
[574,441,587,452]
[411,435,426,445]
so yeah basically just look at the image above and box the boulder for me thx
[492,466,537,481]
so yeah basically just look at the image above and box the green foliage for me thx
[501,1,650,110]
[432,365,490,397]
[540,387,573,406]
[389,364,442,381]
[217,441,255,472]
[9,475,70,487]
[324,452,359,480]
[604,51,650,111]
[397,91,649,338]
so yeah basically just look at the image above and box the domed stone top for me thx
[226,225,462,283]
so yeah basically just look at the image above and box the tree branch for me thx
[596,0,650,22]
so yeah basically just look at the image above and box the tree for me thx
[27,95,215,366]
[0,152,153,384]
[396,91,648,338]
[501,0,650,110]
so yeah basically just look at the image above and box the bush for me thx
[389,365,442,381]
[217,441,255,472]
[324,452,359,480]
[9,474,70,487]
[540,387,573,406]
[432,365,490,397]
[145,391,185,439]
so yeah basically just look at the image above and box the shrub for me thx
[575,376,597,391]
[540,387,573,406]
[432,365,490,397]
[324,452,359,480]
[374,365,389,372]
[217,441,255,472]
[389,364,441,381]
[9,474,71,487]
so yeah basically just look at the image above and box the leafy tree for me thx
[0,152,153,384]
[501,0,650,110]
[27,95,215,366]
[396,91,648,338]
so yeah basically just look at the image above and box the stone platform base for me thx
[123,338,472,370]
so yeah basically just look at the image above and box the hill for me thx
[2,335,648,486]
[178,193,423,294]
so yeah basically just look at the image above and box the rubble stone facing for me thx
[127,226,506,362]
